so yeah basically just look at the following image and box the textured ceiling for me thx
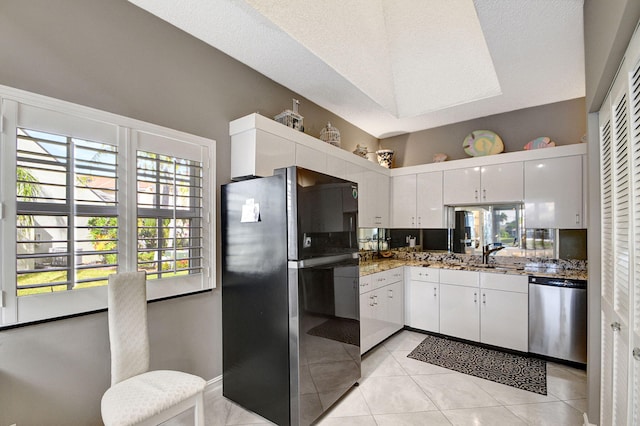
[128,0,585,138]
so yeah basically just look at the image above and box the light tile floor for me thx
[166,330,588,426]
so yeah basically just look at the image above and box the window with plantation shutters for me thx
[136,150,203,280]
[0,88,215,326]
[15,128,118,296]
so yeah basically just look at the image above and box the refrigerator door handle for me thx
[287,252,358,269]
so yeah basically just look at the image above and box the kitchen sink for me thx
[472,264,525,271]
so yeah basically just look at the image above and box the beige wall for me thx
[380,98,586,167]
[0,1,376,425]
[584,0,640,112]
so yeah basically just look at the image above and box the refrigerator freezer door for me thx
[279,167,358,261]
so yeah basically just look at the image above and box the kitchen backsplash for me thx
[359,247,588,273]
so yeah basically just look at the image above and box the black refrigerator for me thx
[221,167,361,426]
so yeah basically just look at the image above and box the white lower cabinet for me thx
[371,266,529,354]
[437,271,529,351]
[359,268,404,353]
[479,272,529,352]
[405,267,440,332]
[439,283,480,342]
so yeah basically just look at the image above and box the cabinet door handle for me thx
[482,293,486,304]
[418,217,421,227]
[474,292,477,303]
[611,322,621,332]
[576,213,580,224]
[474,189,478,200]
[373,295,378,305]
[411,216,415,226]
[633,347,640,361]
[433,287,437,297]
[483,189,486,200]
[388,289,393,298]
[369,295,374,306]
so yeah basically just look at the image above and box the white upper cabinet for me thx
[295,144,327,174]
[416,171,444,227]
[326,155,347,180]
[443,162,523,205]
[442,166,480,205]
[391,171,443,228]
[524,155,584,228]
[231,128,295,178]
[360,170,390,228]
[231,114,588,232]
[391,174,418,228]
[481,162,524,203]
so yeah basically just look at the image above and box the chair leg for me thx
[194,391,205,426]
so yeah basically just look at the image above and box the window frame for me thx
[0,86,215,327]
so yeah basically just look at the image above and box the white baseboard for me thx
[205,375,222,393]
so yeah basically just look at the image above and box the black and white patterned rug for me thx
[407,334,547,395]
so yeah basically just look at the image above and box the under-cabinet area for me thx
[362,265,541,355]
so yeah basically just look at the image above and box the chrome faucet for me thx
[482,243,505,264]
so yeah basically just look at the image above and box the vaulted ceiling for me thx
[129,0,585,138]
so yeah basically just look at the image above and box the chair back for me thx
[107,271,150,385]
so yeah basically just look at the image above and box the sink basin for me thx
[473,264,524,271]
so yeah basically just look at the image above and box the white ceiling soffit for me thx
[128,0,585,138]
[243,0,501,119]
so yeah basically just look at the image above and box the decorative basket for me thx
[319,122,341,147]
[274,99,304,131]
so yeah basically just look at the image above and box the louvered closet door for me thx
[630,53,640,426]
[599,109,614,425]
[599,23,640,426]
[600,61,631,426]
[612,88,631,426]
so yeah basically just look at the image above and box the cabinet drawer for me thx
[388,267,404,283]
[439,269,479,287]
[371,268,403,290]
[409,267,439,282]
[359,275,373,294]
[479,272,528,293]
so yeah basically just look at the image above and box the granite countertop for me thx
[359,259,588,281]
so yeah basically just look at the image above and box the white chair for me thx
[101,271,206,426]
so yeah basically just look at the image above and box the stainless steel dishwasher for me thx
[528,276,587,364]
